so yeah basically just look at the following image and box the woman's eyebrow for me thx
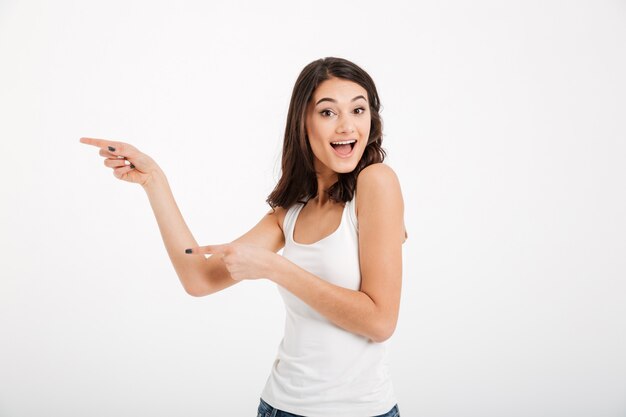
[315,95,367,106]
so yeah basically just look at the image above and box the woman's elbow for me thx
[183,283,212,297]
[371,320,397,343]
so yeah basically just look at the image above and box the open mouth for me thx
[330,139,357,156]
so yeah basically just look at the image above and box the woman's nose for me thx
[336,123,355,134]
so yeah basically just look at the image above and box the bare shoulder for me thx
[356,163,408,243]
[356,162,400,188]
[355,163,402,213]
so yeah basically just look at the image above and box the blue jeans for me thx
[256,397,401,417]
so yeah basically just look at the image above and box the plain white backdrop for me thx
[1,0,625,416]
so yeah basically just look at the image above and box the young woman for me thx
[80,56,406,417]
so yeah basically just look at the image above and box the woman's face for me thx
[305,77,371,176]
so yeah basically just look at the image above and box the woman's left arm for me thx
[269,163,405,343]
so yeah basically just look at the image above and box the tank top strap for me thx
[347,191,358,231]
[283,200,307,240]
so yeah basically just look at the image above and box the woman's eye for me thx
[320,108,366,117]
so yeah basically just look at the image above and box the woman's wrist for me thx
[141,167,167,192]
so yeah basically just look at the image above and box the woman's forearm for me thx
[142,169,209,295]
[269,255,388,342]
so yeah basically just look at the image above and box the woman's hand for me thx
[184,242,278,281]
[79,137,162,187]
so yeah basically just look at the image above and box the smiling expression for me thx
[305,77,372,176]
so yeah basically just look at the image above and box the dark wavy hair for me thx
[266,57,386,210]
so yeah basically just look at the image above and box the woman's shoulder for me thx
[356,162,399,184]
[355,163,407,243]
[271,197,311,233]
[272,206,289,235]
[355,163,401,205]
[271,203,303,233]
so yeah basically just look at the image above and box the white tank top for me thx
[260,194,397,417]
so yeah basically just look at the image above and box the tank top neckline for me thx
[290,199,348,247]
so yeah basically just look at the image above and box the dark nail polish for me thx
[130,163,135,169]
[108,146,116,152]
[185,248,193,254]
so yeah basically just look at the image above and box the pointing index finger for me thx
[80,137,118,151]
[80,137,107,147]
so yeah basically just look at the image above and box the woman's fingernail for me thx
[108,146,116,152]
[130,163,135,169]
[185,248,193,254]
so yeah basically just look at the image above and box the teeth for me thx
[331,140,356,145]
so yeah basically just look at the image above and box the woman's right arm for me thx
[80,137,285,297]
[141,168,218,296]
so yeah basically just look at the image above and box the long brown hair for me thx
[266,56,386,210]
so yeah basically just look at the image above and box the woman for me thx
[80,56,406,417]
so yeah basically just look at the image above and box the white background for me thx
[1,1,625,416]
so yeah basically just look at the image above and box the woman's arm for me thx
[269,163,405,343]
[270,258,387,342]
[142,168,219,296]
